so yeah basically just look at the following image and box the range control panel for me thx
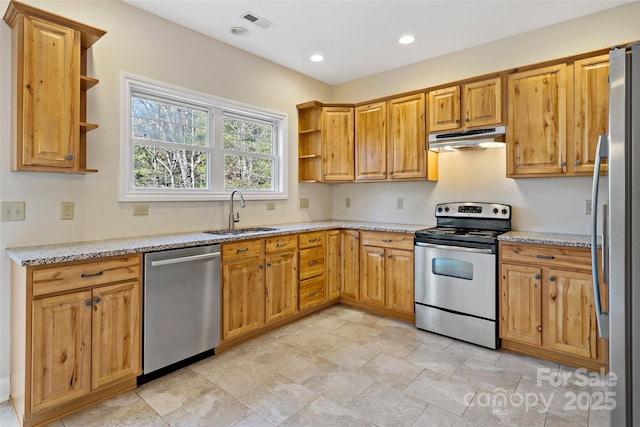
[435,202,511,219]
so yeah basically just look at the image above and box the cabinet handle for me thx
[276,243,287,247]
[308,260,317,266]
[536,255,555,260]
[81,271,104,279]
[535,274,541,280]
[266,262,272,267]
[66,154,74,161]
[85,300,92,307]
[575,160,581,166]
[308,291,317,297]
[382,239,392,243]
[308,238,318,243]
[549,276,555,282]
[236,248,249,253]
[94,297,101,304]
[537,325,542,332]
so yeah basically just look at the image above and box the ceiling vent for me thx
[241,11,273,29]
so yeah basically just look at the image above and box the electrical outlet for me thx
[133,205,149,216]
[300,198,309,209]
[397,198,404,209]
[345,197,351,208]
[1,202,25,221]
[60,202,74,220]
[266,202,276,211]
[585,199,592,215]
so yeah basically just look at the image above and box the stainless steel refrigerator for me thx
[591,40,639,426]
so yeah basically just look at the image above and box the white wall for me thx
[0,0,333,399]
[331,1,639,232]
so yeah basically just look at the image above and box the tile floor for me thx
[0,305,610,426]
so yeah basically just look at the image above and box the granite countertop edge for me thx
[6,220,433,267]
[498,231,600,248]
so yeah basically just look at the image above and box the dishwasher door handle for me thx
[150,252,221,267]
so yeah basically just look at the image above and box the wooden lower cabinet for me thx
[265,251,298,324]
[222,256,265,340]
[499,242,608,370]
[325,230,341,301]
[340,230,360,301]
[385,248,414,315]
[11,254,142,427]
[360,245,386,307]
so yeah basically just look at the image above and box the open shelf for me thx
[299,128,321,135]
[80,75,99,90]
[80,122,99,131]
[299,154,321,159]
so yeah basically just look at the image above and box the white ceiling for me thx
[124,0,633,85]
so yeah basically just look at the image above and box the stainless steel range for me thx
[414,202,511,349]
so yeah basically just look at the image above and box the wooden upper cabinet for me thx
[507,64,567,177]
[355,102,387,181]
[387,93,426,180]
[464,78,503,128]
[4,1,106,173]
[572,55,609,175]
[322,106,355,181]
[428,86,460,132]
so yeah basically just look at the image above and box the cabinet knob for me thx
[388,254,392,259]
[381,172,385,175]
[537,325,542,332]
[549,276,555,281]
[93,297,101,304]
[455,119,460,123]
[535,274,541,280]
[309,260,318,266]
[66,154,74,161]
[560,161,566,167]
[379,253,384,257]
[465,118,469,123]
[85,300,92,307]
[259,264,264,269]
[575,160,581,166]
[266,262,272,267]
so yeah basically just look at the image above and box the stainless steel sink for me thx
[204,227,278,235]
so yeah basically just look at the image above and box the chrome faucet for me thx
[228,190,246,230]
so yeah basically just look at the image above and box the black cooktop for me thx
[415,226,505,245]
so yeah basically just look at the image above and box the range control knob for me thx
[501,208,508,215]
[444,207,450,213]
[493,208,499,214]
[437,207,443,213]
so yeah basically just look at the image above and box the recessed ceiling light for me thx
[229,27,249,36]
[399,35,415,45]
[310,54,324,62]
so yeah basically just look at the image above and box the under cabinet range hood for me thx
[428,126,506,152]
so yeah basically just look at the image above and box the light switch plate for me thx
[345,197,351,208]
[397,198,404,209]
[585,200,592,215]
[133,205,149,216]
[1,202,25,221]
[300,198,309,209]
[266,202,276,211]
[60,202,74,220]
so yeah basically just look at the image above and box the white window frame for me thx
[119,72,287,201]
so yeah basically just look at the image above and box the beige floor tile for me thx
[362,331,423,359]
[452,359,522,394]
[545,412,589,426]
[302,365,375,407]
[461,388,548,427]
[261,345,336,384]
[238,375,318,425]
[496,351,560,379]
[61,391,168,427]
[162,386,252,427]
[588,407,611,426]
[404,369,477,416]
[335,307,383,323]
[283,328,345,354]
[317,341,378,370]
[445,340,503,365]
[232,412,274,427]
[347,382,427,426]
[281,396,373,427]
[0,402,19,427]
[42,421,65,427]
[359,352,424,389]
[404,343,467,376]
[330,322,383,343]
[411,404,478,426]
[403,329,455,350]
[200,355,278,398]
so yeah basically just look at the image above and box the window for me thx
[120,73,287,201]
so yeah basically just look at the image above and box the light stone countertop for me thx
[498,231,600,248]
[6,220,433,267]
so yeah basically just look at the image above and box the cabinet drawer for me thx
[299,247,325,280]
[499,243,592,270]
[265,235,298,253]
[299,276,325,310]
[361,231,413,250]
[222,240,263,262]
[32,255,141,297]
[298,231,325,249]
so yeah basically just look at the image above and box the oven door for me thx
[414,241,496,320]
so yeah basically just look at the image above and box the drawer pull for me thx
[382,239,392,243]
[81,271,104,279]
[535,274,541,280]
[94,297,101,304]
[388,254,392,259]
[379,253,384,257]
[549,276,555,282]
[537,325,542,332]
[267,263,272,267]
[236,248,249,253]
[276,243,287,247]
[536,255,555,260]
[259,264,264,270]
[308,238,318,243]
[85,300,92,307]
[308,260,318,266]
[308,291,318,297]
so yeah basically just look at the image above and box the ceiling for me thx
[124,0,633,85]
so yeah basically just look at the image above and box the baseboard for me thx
[0,376,9,402]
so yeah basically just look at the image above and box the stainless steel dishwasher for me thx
[142,245,220,380]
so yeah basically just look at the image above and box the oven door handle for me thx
[414,241,494,254]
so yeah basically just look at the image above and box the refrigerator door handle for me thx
[590,134,609,338]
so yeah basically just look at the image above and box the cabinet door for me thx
[572,55,609,175]
[222,257,265,341]
[464,78,503,128]
[499,264,542,345]
[341,230,360,300]
[355,102,387,181]
[507,64,567,177]
[428,86,460,132]
[387,93,426,180]
[322,107,354,181]
[91,281,141,390]
[385,249,414,314]
[543,269,598,359]
[21,16,79,170]
[31,291,91,413]
[325,230,341,301]
[265,251,298,324]
[360,246,386,307]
